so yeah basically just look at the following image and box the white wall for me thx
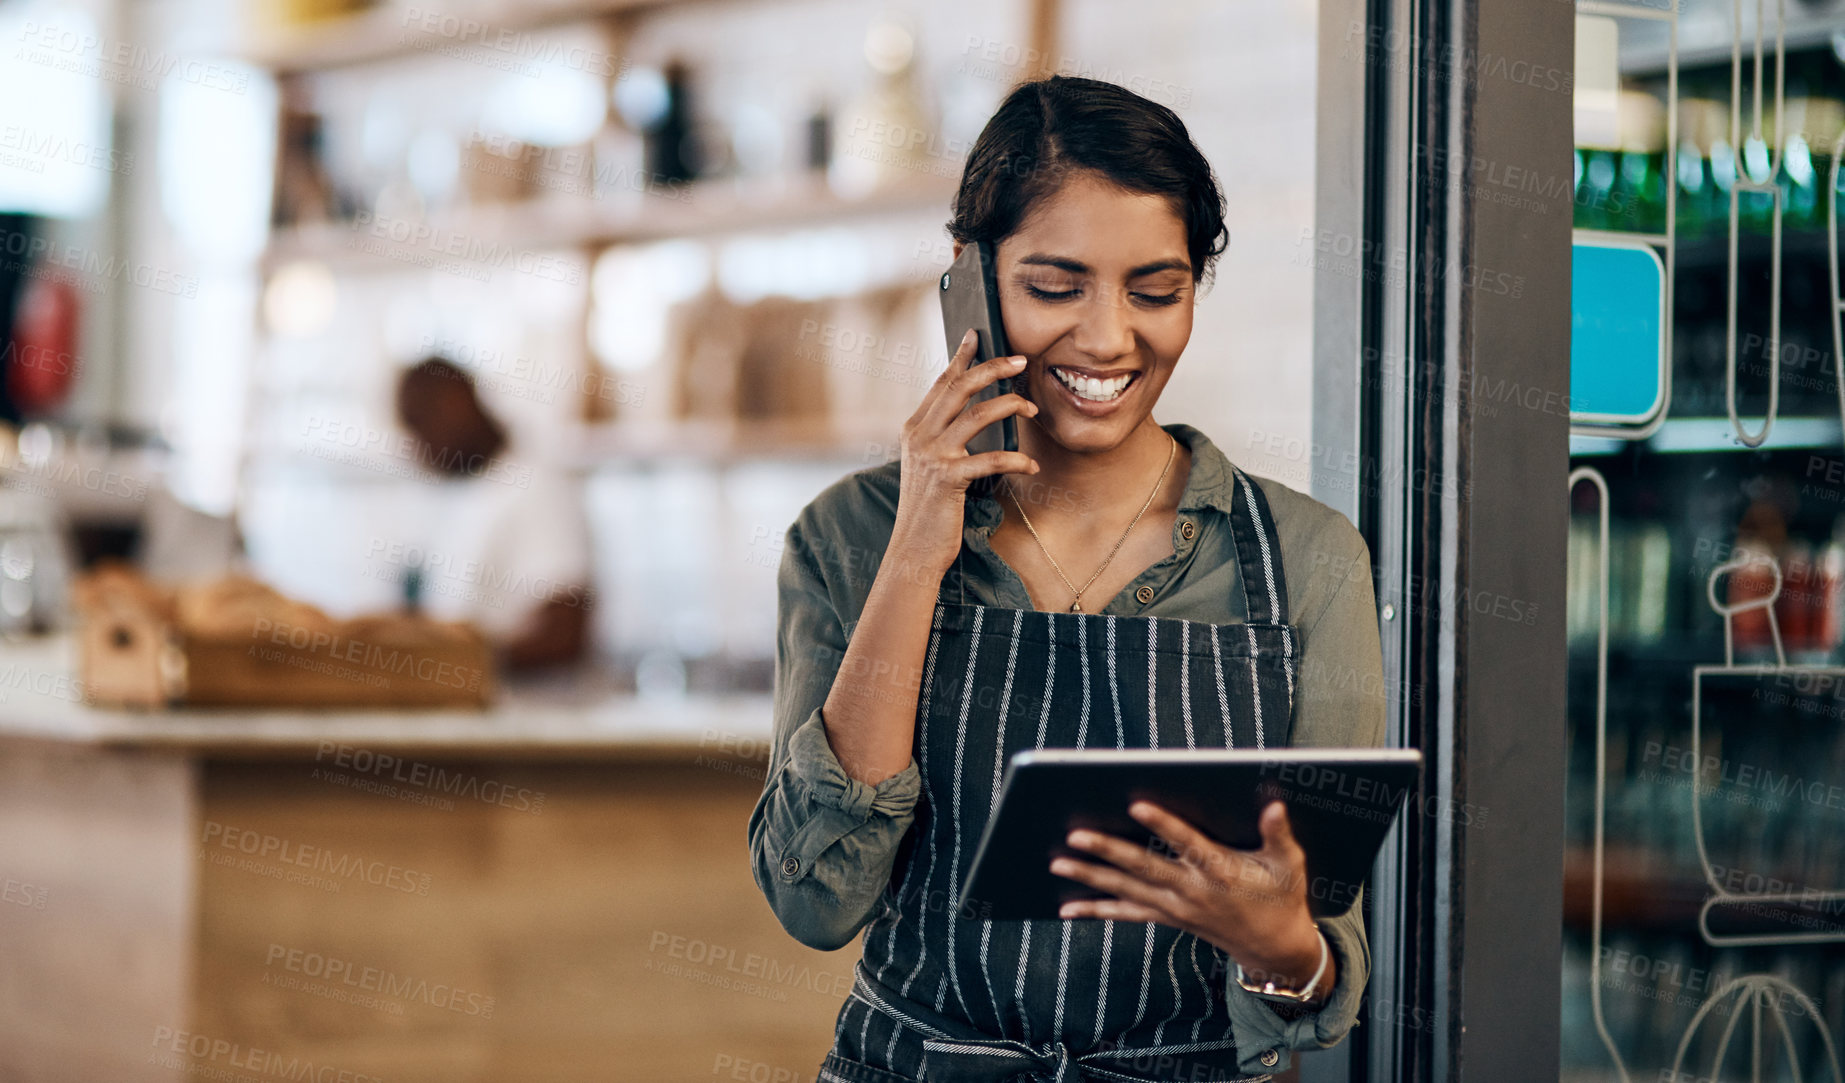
[1062,0,1321,488]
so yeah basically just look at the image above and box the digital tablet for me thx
[959,748,1424,921]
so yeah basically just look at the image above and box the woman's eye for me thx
[1022,284,1181,306]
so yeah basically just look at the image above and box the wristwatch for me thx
[1233,923,1330,1005]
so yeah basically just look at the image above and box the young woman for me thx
[748,75,1386,1082]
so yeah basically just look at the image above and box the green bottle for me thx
[1777,97,1845,231]
[1607,89,1667,234]
[1734,100,1777,235]
[1674,99,1725,237]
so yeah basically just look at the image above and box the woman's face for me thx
[980,169,1196,456]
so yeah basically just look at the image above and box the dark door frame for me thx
[1309,0,1574,1079]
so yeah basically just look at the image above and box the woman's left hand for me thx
[1049,800,1332,1000]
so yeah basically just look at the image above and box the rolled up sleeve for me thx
[1224,522,1387,1074]
[747,515,922,951]
[1222,889,1371,1075]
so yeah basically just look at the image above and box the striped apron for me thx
[818,466,1298,1083]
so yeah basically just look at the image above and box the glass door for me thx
[1566,1,1845,1078]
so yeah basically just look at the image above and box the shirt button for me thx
[1260,1049,1280,1068]
[1135,586,1155,605]
[1180,520,1196,541]
[780,856,801,878]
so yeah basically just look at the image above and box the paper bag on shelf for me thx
[734,296,832,426]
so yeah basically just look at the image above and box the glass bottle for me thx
[1819,514,1845,661]
[1674,99,1725,237]
[1734,97,1778,236]
[1606,89,1667,234]
[1777,96,1845,230]
[1575,132,1619,231]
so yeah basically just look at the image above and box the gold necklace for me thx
[1006,433,1177,613]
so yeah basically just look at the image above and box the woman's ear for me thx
[951,241,963,261]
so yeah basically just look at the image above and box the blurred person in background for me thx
[394,356,594,671]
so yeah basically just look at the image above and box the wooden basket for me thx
[73,566,495,710]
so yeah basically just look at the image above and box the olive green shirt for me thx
[747,421,1387,1075]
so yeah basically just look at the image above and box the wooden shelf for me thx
[264,171,959,271]
[242,418,898,476]
[222,0,668,75]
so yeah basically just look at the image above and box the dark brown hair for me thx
[946,75,1229,291]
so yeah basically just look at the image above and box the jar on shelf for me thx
[828,21,937,199]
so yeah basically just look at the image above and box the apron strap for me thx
[1226,466,1289,625]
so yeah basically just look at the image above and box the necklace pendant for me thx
[1070,600,1083,612]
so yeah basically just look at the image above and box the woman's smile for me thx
[1040,363,1144,416]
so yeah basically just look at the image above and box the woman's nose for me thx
[1069,285,1136,362]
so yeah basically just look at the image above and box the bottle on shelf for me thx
[1576,87,1668,234]
[1576,128,1619,231]
[1674,98,1726,237]
[1568,513,1597,650]
[1777,535,1815,657]
[1607,89,1668,235]
[1579,142,1608,232]
[272,108,338,228]
[645,59,699,186]
[1609,517,1637,644]
[828,20,935,199]
[1628,521,1672,646]
[1724,498,1791,657]
[1732,98,1780,236]
[1670,65,1746,240]
[805,97,833,174]
[1817,515,1845,660]
[1774,96,1845,231]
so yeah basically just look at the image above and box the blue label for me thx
[1571,240,1666,425]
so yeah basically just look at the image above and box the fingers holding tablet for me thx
[1049,798,1320,969]
[962,748,1422,924]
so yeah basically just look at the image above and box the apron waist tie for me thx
[849,965,1248,1083]
[918,1036,1078,1083]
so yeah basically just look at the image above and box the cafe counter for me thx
[0,636,841,1083]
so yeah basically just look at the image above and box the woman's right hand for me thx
[892,328,1041,576]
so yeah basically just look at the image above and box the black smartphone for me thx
[938,240,1019,456]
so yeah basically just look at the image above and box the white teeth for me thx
[1052,367,1133,402]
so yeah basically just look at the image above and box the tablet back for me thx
[959,748,1425,921]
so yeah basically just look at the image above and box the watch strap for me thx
[1233,923,1330,1005]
